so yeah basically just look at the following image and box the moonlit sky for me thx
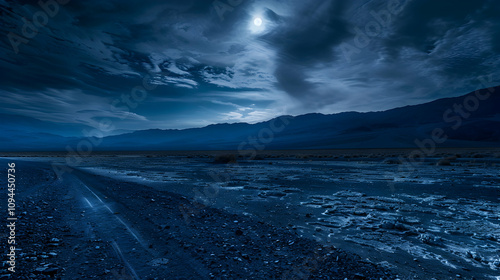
[1,0,499,135]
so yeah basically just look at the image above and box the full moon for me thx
[253,17,262,26]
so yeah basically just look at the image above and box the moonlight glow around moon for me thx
[253,17,262,26]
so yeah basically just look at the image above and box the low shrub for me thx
[213,154,237,164]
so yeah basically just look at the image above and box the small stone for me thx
[42,267,59,276]
[35,267,47,273]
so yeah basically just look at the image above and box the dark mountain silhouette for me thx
[2,86,499,152]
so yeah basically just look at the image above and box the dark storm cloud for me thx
[0,0,499,133]
[320,0,500,112]
[266,1,351,64]
[260,1,352,106]
[372,0,500,100]
[384,0,491,55]
[378,0,500,79]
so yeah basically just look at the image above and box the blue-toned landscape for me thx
[1,0,500,279]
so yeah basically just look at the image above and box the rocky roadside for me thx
[0,162,125,279]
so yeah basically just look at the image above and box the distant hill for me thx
[1,86,499,151]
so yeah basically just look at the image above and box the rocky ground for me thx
[0,160,395,279]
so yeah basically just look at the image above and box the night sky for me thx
[1,0,499,136]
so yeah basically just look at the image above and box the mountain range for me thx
[1,86,499,152]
